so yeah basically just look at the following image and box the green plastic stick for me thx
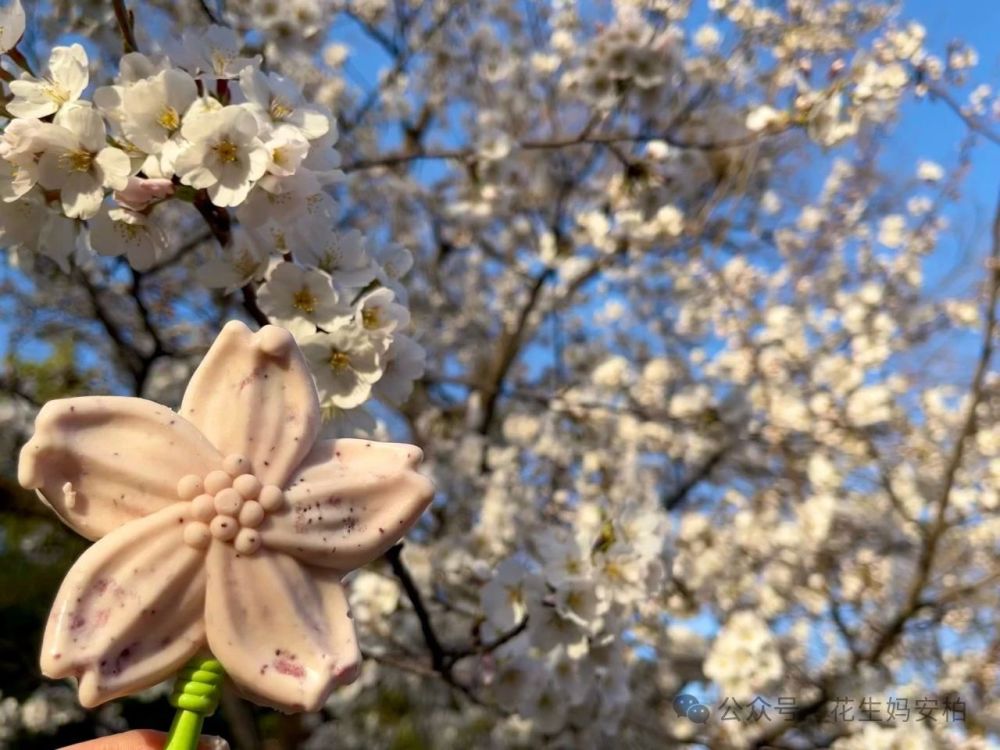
[164,655,225,750]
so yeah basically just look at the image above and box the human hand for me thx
[61,729,229,749]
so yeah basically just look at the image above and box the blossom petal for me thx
[94,147,132,191]
[179,321,320,487]
[204,544,360,712]
[49,44,89,101]
[6,84,55,119]
[60,172,103,219]
[55,102,105,152]
[41,504,207,708]
[0,0,26,55]
[261,438,434,570]
[18,396,223,540]
[35,149,66,190]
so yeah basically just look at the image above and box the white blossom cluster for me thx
[572,16,680,107]
[702,611,783,701]
[0,686,82,748]
[0,5,424,427]
[476,498,667,735]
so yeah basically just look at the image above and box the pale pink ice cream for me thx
[18,320,434,712]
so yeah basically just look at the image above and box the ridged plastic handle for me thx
[164,656,225,750]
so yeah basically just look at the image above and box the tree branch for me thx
[864,188,1000,665]
[341,9,401,57]
[240,285,270,328]
[191,193,269,327]
[752,189,1000,750]
[477,267,555,437]
[196,0,223,25]
[111,0,139,54]
[6,47,35,77]
[76,272,144,391]
[129,268,168,394]
[926,81,1000,146]
[384,543,450,675]
[662,443,730,511]
[449,618,528,661]
[341,5,458,132]
[341,128,784,173]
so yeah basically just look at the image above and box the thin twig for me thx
[191,193,270,327]
[111,0,139,54]
[75,271,163,396]
[341,9,401,56]
[128,267,168,393]
[341,128,784,172]
[341,5,458,133]
[144,230,212,274]
[476,267,555,438]
[197,0,223,25]
[926,82,1000,146]
[6,47,34,76]
[384,543,450,675]
[450,618,528,661]
[662,443,730,511]
[240,285,270,327]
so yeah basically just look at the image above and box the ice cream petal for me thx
[18,396,223,540]
[260,439,434,570]
[40,504,207,707]
[179,321,320,487]
[288,438,425,481]
[204,544,360,712]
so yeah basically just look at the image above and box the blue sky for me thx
[894,0,999,282]
[331,0,999,280]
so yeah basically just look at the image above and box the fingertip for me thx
[59,730,227,750]
[60,729,167,749]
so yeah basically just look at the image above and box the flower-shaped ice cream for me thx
[18,321,434,712]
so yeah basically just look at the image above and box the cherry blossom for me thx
[237,67,331,140]
[114,68,198,156]
[257,261,346,329]
[87,204,167,271]
[35,105,131,220]
[299,329,385,410]
[173,106,270,207]
[7,44,88,119]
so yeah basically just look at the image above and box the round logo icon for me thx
[673,693,710,724]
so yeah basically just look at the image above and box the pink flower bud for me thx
[113,176,174,211]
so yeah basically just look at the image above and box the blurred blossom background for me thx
[0,0,998,748]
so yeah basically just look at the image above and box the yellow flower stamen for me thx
[269,97,293,120]
[213,139,240,164]
[60,149,93,173]
[328,349,351,370]
[42,81,69,106]
[117,222,142,240]
[292,287,317,314]
[233,251,259,278]
[273,230,288,251]
[158,106,181,131]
